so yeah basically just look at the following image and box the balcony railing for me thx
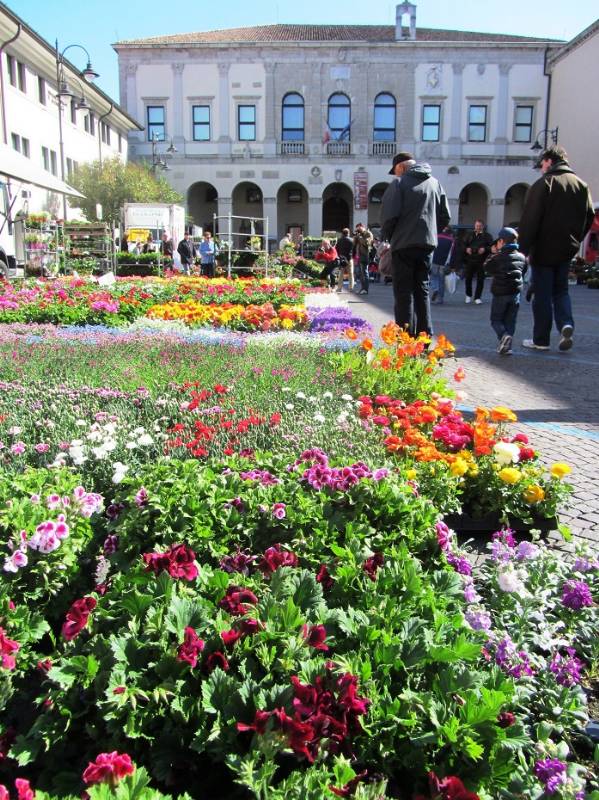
[326,141,351,156]
[280,141,305,155]
[372,141,396,156]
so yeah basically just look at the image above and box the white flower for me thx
[308,395,318,404]
[323,391,333,400]
[284,403,295,411]
[282,387,292,393]
[125,442,137,450]
[76,419,87,427]
[337,413,349,424]
[493,441,521,466]
[112,462,129,484]
[138,433,154,446]
[296,391,306,399]
[180,401,190,411]
[341,394,353,401]
[314,413,326,423]
[497,565,527,595]
[8,426,21,436]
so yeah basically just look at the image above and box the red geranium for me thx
[219,587,258,616]
[61,597,97,642]
[177,627,205,668]
[301,624,329,651]
[428,772,480,800]
[259,544,298,575]
[204,651,229,674]
[0,628,20,670]
[15,780,34,800]
[82,752,135,788]
[143,543,198,581]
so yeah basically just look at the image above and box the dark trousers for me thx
[357,258,369,293]
[490,292,520,339]
[202,261,215,278]
[391,247,433,336]
[319,262,338,288]
[531,261,574,346]
[464,261,485,300]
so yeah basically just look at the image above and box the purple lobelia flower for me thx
[561,580,594,611]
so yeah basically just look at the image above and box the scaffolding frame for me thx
[212,212,269,279]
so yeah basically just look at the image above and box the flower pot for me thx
[444,511,558,537]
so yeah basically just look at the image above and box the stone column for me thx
[125,64,142,142]
[216,196,233,258]
[308,196,323,237]
[487,200,505,235]
[494,63,512,156]
[262,196,278,244]
[263,62,277,157]
[217,62,231,156]
[171,63,185,147]
[448,63,464,159]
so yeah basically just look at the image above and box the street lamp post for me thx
[55,41,100,220]
[150,132,177,174]
[530,126,559,153]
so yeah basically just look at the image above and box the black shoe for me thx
[499,334,513,355]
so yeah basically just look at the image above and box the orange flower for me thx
[453,366,465,382]
[361,338,374,351]
[345,327,358,341]
[490,406,518,423]
[380,322,400,346]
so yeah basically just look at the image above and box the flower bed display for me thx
[0,311,597,800]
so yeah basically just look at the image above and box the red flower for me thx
[316,564,334,591]
[428,772,480,800]
[37,659,52,674]
[329,770,368,797]
[61,597,97,642]
[0,728,16,762]
[518,446,536,461]
[204,651,229,673]
[237,710,272,735]
[239,618,260,635]
[213,384,228,394]
[497,711,516,728]
[301,624,329,651]
[362,553,384,581]
[177,627,205,668]
[219,587,258,616]
[0,784,7,800]
[269,412,281,426]
[0,628,20,670]
[259,544,298,575]
[221,628,242,648]
[167,544,198,581]
[82,752,135,787]
[15,779,34,800]
[142,551,170,575]
[113,686,126,695]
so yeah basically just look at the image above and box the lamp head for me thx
[81,61,100,82]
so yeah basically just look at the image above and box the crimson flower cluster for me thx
[219,586,259,616]
[177,627,205,668]
[362,553,384,581]
[260,544,298,575]
[0,778,35,800]
[221,617,261,647]
[237,670,370,763]
[423,771,480,800]
[143,543,198,581]
[82,751,135,787]
[61,596,97,642]
[0,628,19,670]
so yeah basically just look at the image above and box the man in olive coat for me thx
[518,146,594,351]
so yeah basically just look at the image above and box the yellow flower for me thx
[498,467,522,484]
[523,484,545,504]
[550,462,572,479]
[406,469,417,480]
[490,406,518,423]
[450,458,469,477]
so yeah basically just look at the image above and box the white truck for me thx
[121,203,185,254]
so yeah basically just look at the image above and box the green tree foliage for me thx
[69,157,183,223]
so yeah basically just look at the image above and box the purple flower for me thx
[562,580,594,611]
[446,551,472,576]
[135,487,149,507]
[372,468,389,481]
[435,521,452,552]
[103,534,120,556]
[493,636,535,678]
[272,502,286,520]
[515,540,539,560]
[549,648,584,687]
[465,608,492,631]
[219,550,256,576]
[534,759,567,794]
[573,556,599,573]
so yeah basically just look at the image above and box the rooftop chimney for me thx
[395,2,417,40]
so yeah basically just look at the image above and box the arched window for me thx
[328,93,351,140]
[373,93,396,142]
[282,93,304,141]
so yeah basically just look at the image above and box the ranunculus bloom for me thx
[82,752,135,787]
[493,441,521,466]
[550,462,572,479]
[498,467,522,484]
[523,484,545,504]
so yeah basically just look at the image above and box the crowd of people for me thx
[120,230,219,277]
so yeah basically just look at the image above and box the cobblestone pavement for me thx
[339,279,599,553]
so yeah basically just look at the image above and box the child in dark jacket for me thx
[485,227,527,355]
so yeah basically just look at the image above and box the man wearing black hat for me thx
[380,152,450,336]
[518,145,594,352]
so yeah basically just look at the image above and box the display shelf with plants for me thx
[23,214,63,277]
[64,222,114,275]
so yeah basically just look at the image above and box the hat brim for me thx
[388,166,395,175]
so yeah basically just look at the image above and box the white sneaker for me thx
[522,339,550,350]
[465,296,472,304]
[499,334,512,354]
[559,324,574,351]
[474,298,482,305]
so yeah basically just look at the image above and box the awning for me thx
[0,145,85,198]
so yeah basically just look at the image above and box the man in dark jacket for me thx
[335,227,354,293]
[463,220,493,304]
[177,232,196,276]
[381,152,450,336]
[485,227,527,355]
[519,145,594,351]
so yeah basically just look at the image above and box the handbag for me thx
[377,244,393,278]
[444,271,458,295]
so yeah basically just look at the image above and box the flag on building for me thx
[338,120,353,141]
[322,123,331,145]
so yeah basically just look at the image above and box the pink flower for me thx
[61,597,97,641]
[82,752,135,787]
[15,779,35,800]
[3,550,28,573]
[0,627,20,670]
[272,502,287,520]
[0,786,7,800]
[176,627,205,668]
[34,443,50,453]
[10,442,25,456]
[135,487,149,507]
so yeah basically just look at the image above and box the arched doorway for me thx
[368,182,389,237]
[231,182,264,244]
[503,183,529,227]
[458,183,490,226]
[276,182,308,243]
[322,183,353,235]
[187,182,218,233]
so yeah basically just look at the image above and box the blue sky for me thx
[11,0,599,102]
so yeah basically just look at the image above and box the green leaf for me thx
[428,635,481,663]
[201,667,236,715]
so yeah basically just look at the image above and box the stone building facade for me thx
[114,4,562,243]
